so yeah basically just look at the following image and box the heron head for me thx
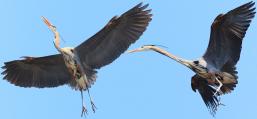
[42,16,57,33]
[127,45,155,53]
[185,60,207,73]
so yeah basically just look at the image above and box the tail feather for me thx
[69,68,97,90]
[220,83,236,94]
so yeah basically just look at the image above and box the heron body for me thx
[193,59,237,86]
[46,18,91,91]
[59,47,88,90]
[128,1,255,116]
[2,3,152,116]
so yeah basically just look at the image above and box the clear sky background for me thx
[0,0,257,119]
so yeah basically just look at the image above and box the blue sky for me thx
[1,0,257,119]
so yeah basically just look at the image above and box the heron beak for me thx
[42,16,52,27]
[126,48,145,53]
[41,16,56,32]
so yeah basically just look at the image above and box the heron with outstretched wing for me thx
[2,3,152,116]
[128,1,255,116]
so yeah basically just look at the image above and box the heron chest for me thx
[62,54,88,90]
[62,54,82,79]
[196,67,220,84]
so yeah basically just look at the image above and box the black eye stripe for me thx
[193,61,199,64]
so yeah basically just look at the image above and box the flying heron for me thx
[2,3,152,116]
[128,1,255,115]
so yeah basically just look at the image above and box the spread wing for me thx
[2,54,72,88]
[75,3,152,69]
[191,75,219,116]
[191,74,237,116]
[203,1,255,69]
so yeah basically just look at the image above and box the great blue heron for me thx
[2,3,152,116]
[128,1,255,115]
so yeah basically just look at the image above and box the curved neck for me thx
[148,46,191,67]
[53,31,62,52]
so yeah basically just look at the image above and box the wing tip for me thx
[1,65,6,69]
[1,63,8,75]
[145,9,152,14]
[243,1,255,9]
[140,3,149,10]
[248,1,255,9]
[134,2,150,11]
[135,2,143,8]
[248,1,254,4]
[233,1,255,13]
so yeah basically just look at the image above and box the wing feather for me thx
[2,54,72,88]
[203,1,255,69]
[75,3,152,69]
[191,75,219,116]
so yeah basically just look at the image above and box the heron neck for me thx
[149,46,191,67]
[53,31,62,52]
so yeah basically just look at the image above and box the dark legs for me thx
[87,89,97,113]
[80,90,87,117]
[213,77,223,96]
[80,88,97,117]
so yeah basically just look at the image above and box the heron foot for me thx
[213,77,223,96]
[90,100,97,113]
[81,104,88,117]
[86,88,97,113]
[80,90,88,117]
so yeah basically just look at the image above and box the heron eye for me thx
[193,61,199,64]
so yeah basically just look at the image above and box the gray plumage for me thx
[2,3,152,90]
[128,1,255,116]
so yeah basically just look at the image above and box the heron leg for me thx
[87,88,97,113]
[80,90,87,117]
[213,77,223,96]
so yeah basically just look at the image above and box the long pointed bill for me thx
[41,16,53,28]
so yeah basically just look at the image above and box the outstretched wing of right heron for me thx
[2,54,72,88]
[203,1,255,69]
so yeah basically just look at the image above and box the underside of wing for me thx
[75,3,152,69]
[2,54,72,88]
[191,75,219,116]
[203,1,255,69]
[191,74,237,116]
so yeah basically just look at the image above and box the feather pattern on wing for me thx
[75,3,152,69]
[2,54,72,88]
[203,1,255,69]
